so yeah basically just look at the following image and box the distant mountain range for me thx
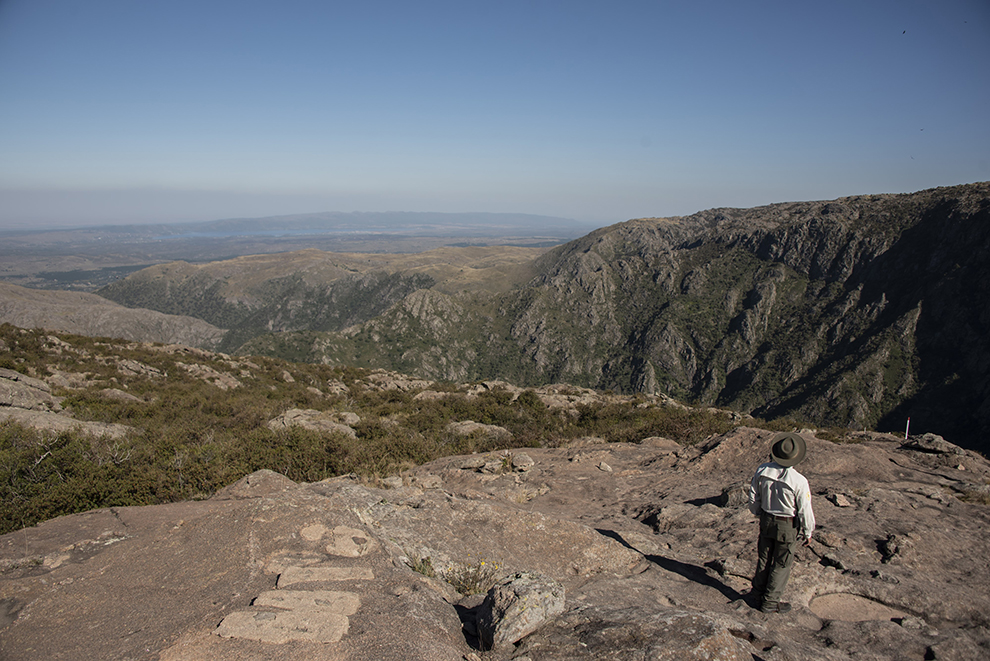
[0,211,592,248]
[155,210,592,237]
[4,183,989,451]
[0,211,594,290]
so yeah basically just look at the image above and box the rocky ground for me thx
[1,426,989,660]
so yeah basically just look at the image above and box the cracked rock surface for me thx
[1,427,989,660]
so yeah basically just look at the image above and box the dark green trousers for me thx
[752,512,797,609]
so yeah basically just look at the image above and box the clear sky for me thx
[1,0,988,229]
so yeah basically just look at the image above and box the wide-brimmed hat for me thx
[771,432,806,467]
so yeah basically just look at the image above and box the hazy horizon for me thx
[0,201,598,234]
[2,1,988,231]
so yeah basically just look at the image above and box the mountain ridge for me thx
[6,183,988,451]
[0,281,225,349]
[233,183,990,450]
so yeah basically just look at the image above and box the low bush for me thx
[0,325,801,535]
[442,559,502,595]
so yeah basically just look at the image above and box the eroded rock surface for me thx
[0,367,133,438]
[267,408,359,439]
[1,427,989,660]
[477,572,565,649]
[0,368,61,411]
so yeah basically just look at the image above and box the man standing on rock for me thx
[748,432,815,613]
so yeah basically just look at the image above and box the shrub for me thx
[0,327,811,534]
[442,559,502,595]
[958,486,990,506]
[575,402,735,445]
[407,555,436,578]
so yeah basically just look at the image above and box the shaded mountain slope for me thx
[509,183,990,444]
[0,282,225,349]
[239,183,990,450]
[98,246,544,352]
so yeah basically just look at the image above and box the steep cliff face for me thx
[83,183,990,449]
[247,183,990,449]
[505,183,990,443]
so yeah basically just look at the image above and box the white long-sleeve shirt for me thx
[749,462,815,540]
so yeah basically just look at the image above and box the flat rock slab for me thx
[809,592,909,622]
[516,608,756,660]
[0,479,467,661]
[4,426,990,660]
[215,609,351,644]
[277,565,375,588]
[0,407,133,438]
[324,525,379,557]
[253,589,361,614]
[216,589,361,643]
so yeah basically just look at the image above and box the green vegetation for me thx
[958,486,990,506]
[0,323,795,535]
[407,555,436,578]
[69,184,989,453]
[441,558,502,595]
[98,267,436,354]
[406,554,502,595]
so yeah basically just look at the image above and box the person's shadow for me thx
[596,528,747,603]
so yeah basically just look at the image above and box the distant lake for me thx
[153,229,369,239]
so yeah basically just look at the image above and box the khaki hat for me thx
[771,432,806,467]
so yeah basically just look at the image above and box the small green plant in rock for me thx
[958,487,990,506]
[442,559,501,595]
[408,555,435,578]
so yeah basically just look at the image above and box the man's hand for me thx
[802,538,811,547]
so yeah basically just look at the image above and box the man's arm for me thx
[748,470,763,517]
[795,479,815,541]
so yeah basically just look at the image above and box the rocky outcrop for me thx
[0,408,133,439]
[0,367,132,438]
[176,361,242,390]
[267,408,359,438]
[3,427,989,660]
[477,572,565,650]
[445,420,513,445]
[0,368,61,412]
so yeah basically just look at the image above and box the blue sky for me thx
[1,0,988,229]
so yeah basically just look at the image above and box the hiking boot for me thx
[760,601,792,614]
